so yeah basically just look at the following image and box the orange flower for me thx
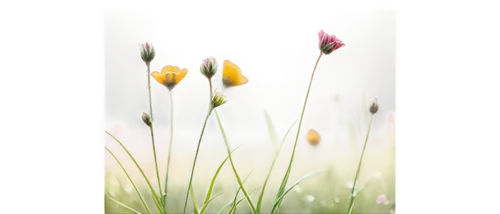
[307,129,321,146]
[222,60,248,87]
[151,65,188,90]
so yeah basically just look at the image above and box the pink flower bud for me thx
[318,30,345,55]
[139,42,155,64]
[376,194,389,204]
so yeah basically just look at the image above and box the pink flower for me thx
[318,30,345,55]
[385,112,398,129]
[108,121,126,139]
[376,194,389,204]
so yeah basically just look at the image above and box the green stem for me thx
[257,153,278,213]
[208,78,213,102]
[163,89,174,211]
[215,110,257,214]
[183,108,214,214]
[276,52,323,206]
[146,63,162,198]
[105,147,151,214]
[347,114,374,214]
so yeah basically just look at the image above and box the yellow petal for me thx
[161,65,180,74]
[223,60,248,87]
[175,68,188,85]
[151,71,166,85]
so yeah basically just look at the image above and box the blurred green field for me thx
[104,112,395,214]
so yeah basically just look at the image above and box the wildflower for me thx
[307,129,321,146]
[211,90,228,108]
[142,112,152,126]
[304,195,314,203]
[368,169,382,180]
[108,121,126,138]
[222,60,248,87]
[385,112,398,131]
[293,185,303,193]
[139,42,155,64]
[369,97,379,114]
[200,57,217,79]
[333,86,342,98]
[151,65,188,90]
[318,30,345,55]
[376,194,389,204]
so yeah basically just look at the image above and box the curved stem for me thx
[146,63,162,200]
[273,52,323,213]
[214,110,257,214]
[347,114,374,214]
[183,108,213,214]
[163,89,174,211]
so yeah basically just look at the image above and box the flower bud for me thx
[318,30,345,55]
[200,57,218,79]
[142,112,152,126]
[139,42,155,64]
[369,97,379,114]
[211,90,228,109]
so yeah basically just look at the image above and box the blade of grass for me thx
[106,193,142,214]
[201,193,222,213]
[190,185,200,214]
[218,169,254,214]
[271,169,323,214]
[345,115,359,152]
[229,188,258,214]
[199,145,242,214]
[229,169,254,213]
[257,108,298,213]
[347,114,374,214]
[105,147,151,214]
[105,131,165,214]
[214,110,257,214]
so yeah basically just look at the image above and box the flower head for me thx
[307,129,321,146]
[222,60,248,87]
[139,42,155,64]
[318,30,345,55]
[376,194,389,204]
[108,121,127,138]
[200,57,218,79]
[211,90,228,108]
[151,65,188,90]
[369,97,379,114]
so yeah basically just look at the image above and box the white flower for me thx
[304,195,314,203]
[368,169,382,180]
[293,185,303,193]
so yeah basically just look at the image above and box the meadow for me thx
[104,129,396,214]
[100,7,397,214]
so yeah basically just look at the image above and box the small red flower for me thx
[318,30,345,55]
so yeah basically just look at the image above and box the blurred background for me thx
[105,3,395,213]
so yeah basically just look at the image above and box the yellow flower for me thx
[307,129,321,146]
[222,60,248,87]
[151,65,188,90]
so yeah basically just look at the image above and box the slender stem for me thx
[215,110,257,214]
[146,63,162,198]
[163,89,174,211]
[275,53,323,211]
[347,114,374,214]
[208,79,214,102]
[183,108,214,214]
[257,153,278,213]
